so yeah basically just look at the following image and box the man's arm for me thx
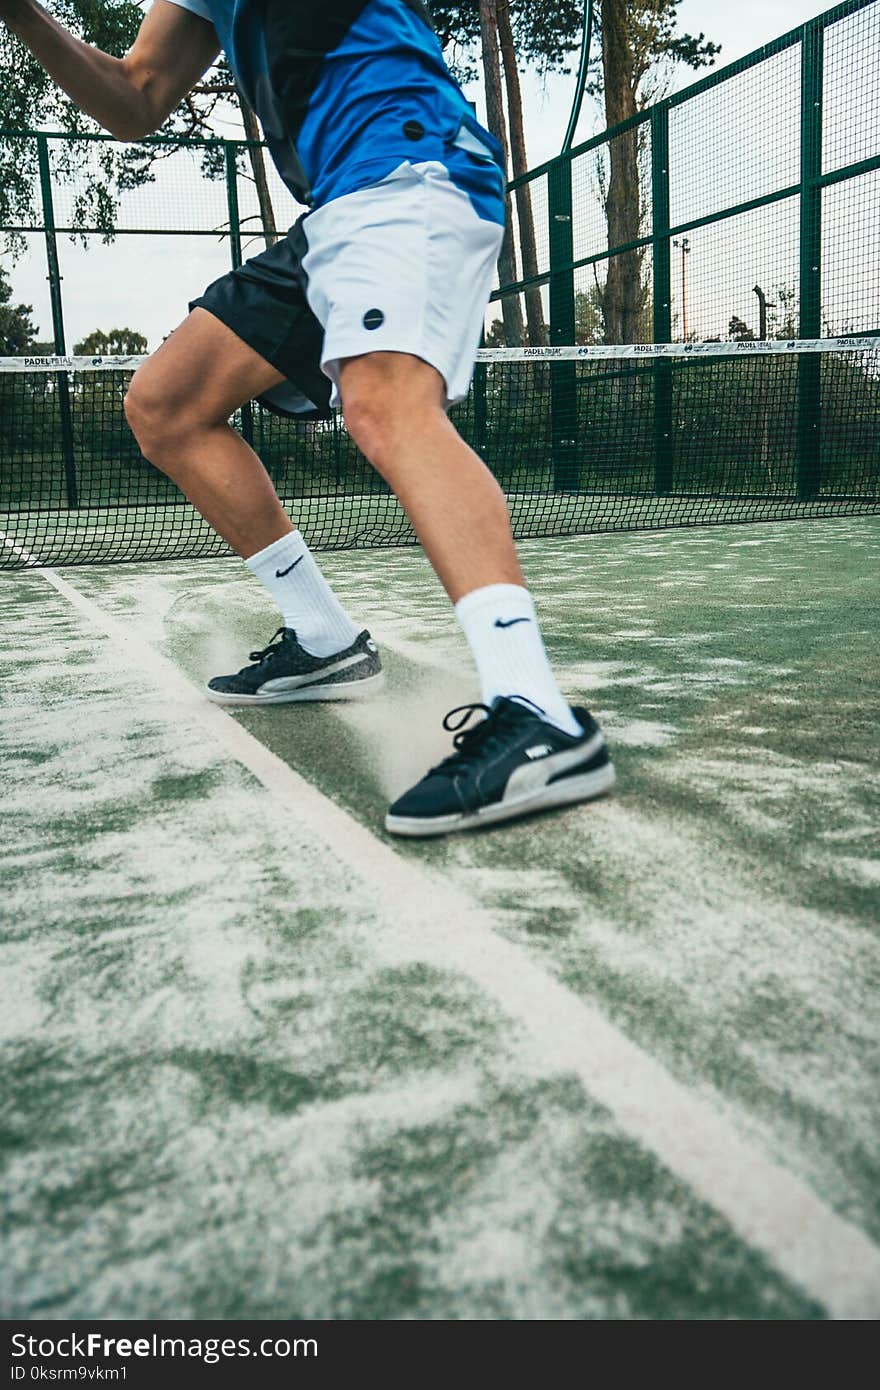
[0,0,221,140]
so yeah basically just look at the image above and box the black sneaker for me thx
[385,697,615,837]
[206,628,383,705]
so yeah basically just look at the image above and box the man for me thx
[3,0,615,835]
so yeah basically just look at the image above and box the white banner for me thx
[0,337,878,373]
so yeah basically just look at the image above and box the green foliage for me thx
[0,264,39,352]
[1,2,144,255]
[587,0,721,105]
[575,285,604,344]
[767,284,799,341]
[74,326,148,354]
[438,1,720,150]
[428,2,719,110]
[2,352,877,518]
[0,1,240,260]
[729,287,800,344]
[428,2,584,84]
[729,316,755,342]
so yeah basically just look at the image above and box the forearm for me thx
[3,0,158,139]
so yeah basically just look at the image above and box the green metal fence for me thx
[488,0,879,502]
[497,0,879,342]
[2,0,877,353]
[0,0,877,546]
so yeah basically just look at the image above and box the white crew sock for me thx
[245,531,361,657]
[455,583,582,737]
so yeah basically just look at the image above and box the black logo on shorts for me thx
[494,618,531,629]
[275,556,304,578]
[363,309,385,331]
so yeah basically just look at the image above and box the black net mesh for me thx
[1,343,877,568]
[2,2,877,566]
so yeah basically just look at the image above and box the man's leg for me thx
[123,309,372,684]
[339,351,522,601]
[338,350,579,735]
[125,307,292,555]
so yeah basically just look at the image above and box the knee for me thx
[124,375,175,470]
[342,392,393,464]
[124,374,210,474]
[343,391,444,468]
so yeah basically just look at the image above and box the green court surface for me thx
[1,516,879,1320]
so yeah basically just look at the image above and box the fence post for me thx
[651,104,673,496]
[473,360,488,457]
[225,142,254,448]
[548,155,578,492]
[37,133,78,510]
[798,19,823,500]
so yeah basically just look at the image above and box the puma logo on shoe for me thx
[494,617,531,629]
[275,557,304,578]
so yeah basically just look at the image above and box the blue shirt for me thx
[166,0,505,221]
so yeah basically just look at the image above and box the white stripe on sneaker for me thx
[503,731,606,800]
[260,651,370,693]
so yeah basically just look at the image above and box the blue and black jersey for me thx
[168,0,505,218]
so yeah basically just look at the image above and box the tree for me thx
[431,2,585,82]
[496,2,546,346]
[728,316,754,342]
[477,0,524,347]
[593,1,719,344]
[0,265,39,353]
[0,1,278,260]
[575,284,604,345]
[435,2,586,346]
[768,284,799,340]
[433,4,717,346]
[2,2,156,256]
[74,326,148,354]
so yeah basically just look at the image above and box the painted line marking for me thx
[24,562,880,1319]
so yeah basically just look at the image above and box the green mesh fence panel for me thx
[0,0,877,566]
[1,341,877,567]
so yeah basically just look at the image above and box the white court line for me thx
[20,560,880,1320]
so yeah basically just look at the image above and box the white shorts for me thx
[194,157,504,417]
[301,160,504,407]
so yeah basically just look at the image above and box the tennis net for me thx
[1,339,878,568]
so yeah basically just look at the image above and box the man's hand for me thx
[2,0,221,140]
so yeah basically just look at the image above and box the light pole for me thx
[673,237,691,340]
[752,285,777,486]
[753,284,776,341]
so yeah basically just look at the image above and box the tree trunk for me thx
[478,0,523,347]
[497,1,547,346]
[237,90,279,249]
[600,0,645,344]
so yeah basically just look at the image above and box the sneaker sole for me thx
[385,760,617,838]
[205,671,385,706]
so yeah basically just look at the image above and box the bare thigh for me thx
[127,307,286,429]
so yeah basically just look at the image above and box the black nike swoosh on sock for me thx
[494,617,532,629]
[275,557,304,578]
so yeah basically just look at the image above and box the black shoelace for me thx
[430,700,542,778]
[248,628,290,666]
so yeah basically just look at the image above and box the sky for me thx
[472,0,834,169]
[4,0,847,349]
